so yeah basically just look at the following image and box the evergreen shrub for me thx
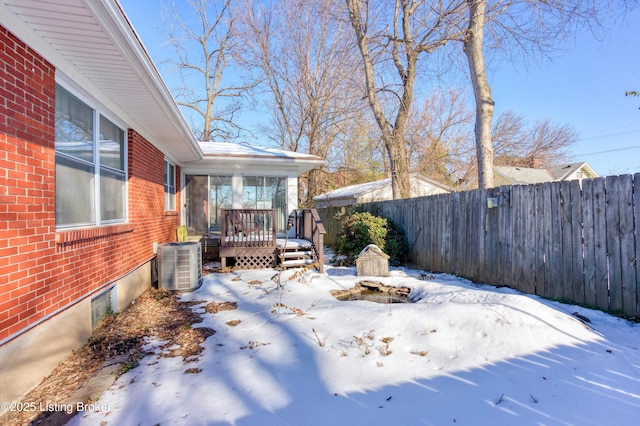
[333,211,408,266]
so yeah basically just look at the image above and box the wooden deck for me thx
[218,209,325,271]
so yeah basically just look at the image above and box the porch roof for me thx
[1,0,202,163]
[190,142,325,175]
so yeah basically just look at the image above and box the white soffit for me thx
[1,0,202,163]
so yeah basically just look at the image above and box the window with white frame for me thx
[164,160,176,211]
[55,85,126,227]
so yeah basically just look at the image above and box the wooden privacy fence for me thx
[318,174,640,318]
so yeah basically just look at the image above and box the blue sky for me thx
[120,0,639,176]
[490,7,640,176]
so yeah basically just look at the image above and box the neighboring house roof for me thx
[494,162,599,186]
[314,173,452,205]
[1,0,202,163]
[547,162,599,181]
[494,167,554,185]
[192,142,324,174]
[316,179,392,202]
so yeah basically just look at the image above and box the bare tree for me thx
[160,0,252,140]
[237,0,362,205]
[344,0,466,199]
[330,112,387,187]
[460,0,618,187]
[463,0,494,188]
[451,110,577,189]
[407,89,474,187]
[492,111,575,167]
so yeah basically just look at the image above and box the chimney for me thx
[530,156,542,168]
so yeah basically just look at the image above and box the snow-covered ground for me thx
[69,263,640,425]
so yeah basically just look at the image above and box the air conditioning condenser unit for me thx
[158,242,202,291]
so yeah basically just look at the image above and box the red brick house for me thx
[0,0,322,405]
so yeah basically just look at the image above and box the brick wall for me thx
[127,128,180,254]
[0,26,57,340]
[0,26,180,342]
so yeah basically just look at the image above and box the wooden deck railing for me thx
[296,209,325,272]
[220,209,276,248]
[218,208,325,271]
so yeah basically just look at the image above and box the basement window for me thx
[91,286,117,328]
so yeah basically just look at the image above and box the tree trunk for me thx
[464,0,494,189]
[346,0,411,199]
[386,133,411,199]
[305,168,323,207]
[359,30,411,199]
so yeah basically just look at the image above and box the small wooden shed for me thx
[356,244,390,277]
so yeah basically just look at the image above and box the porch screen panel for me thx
[242,177,286,232]
[185,175,232,234]
[185,175,209,235]
[209,176,232,231]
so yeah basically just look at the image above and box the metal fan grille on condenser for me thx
[158,242,202,291]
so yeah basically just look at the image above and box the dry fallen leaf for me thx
[1,288,218,426]
[205,301,238,314]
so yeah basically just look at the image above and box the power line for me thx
[576,129,640,142]
[578,145,640,156]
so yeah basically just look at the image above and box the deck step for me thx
[277,239,318,269]
[280,250,314,258]
[281,258,317,267]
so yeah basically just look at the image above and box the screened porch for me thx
[184,174,289,237]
